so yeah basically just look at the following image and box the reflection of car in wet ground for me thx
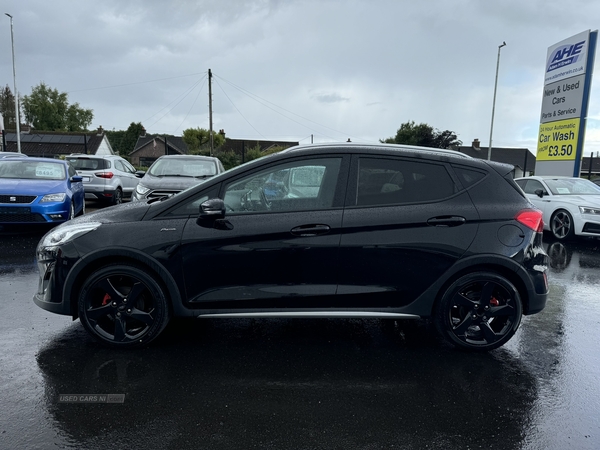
[515,176,600,240]
[33,143,548,351]
[546,239,600,275]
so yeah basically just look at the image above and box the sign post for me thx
[536,30,598,176]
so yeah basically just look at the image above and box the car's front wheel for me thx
[78,264,171,348]
[434,272,523,351]
[550,209,575,240]
[67,202,75,220]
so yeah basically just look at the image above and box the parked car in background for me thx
[515,176,600,240]
[131,154,224,202]
[34,143,548,351]
[0,151,28,158]
[0,157,84,224]
[65,154,144,205]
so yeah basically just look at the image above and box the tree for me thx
[382,121,462,149]
[105,123,146,156]
[22,82,93,132]
[182,127,225,155]
[0,85,17,130]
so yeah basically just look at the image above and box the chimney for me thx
[97,125,104,135]
[472,138,480,149]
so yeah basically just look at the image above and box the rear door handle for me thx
[291,224,331,236]
[427,216,466,227]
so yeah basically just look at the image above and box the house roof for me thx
[3,131,106,157]
[131,135,188,155]
[456,144,536,171]
[581,156,600,172]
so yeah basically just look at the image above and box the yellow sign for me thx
[536,118,580,161]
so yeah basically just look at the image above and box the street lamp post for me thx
[488,41,506,161]
[5,13,21,153]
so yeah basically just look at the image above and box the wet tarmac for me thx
[1,223,599,449]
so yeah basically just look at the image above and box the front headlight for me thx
[136,184,150,195]
[38,222,102,253]
[579,206,600,215]
[41,193,67,203]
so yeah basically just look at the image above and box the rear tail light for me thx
[516,209,544,232]
[95,172,114,179]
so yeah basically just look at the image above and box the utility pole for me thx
[488,41,506,161]
[5,13,21,153]
[208,69,214,157]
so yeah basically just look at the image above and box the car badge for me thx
[10,196,16,202]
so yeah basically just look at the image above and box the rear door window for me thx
[353,157,457,206]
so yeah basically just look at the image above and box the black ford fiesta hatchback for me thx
[34,143,548,350]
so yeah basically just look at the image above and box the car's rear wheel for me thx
[78,264,170,348]
[550,209,574,240]
[434,272,522,351]
[112,187,123,205]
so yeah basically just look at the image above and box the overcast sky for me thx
[2,0,600,156]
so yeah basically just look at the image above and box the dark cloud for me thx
[1,0,599,154]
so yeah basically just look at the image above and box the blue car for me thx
[0,157,85,225]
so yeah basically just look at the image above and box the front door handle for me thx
[427,216,466,227]
[291,224,331,236]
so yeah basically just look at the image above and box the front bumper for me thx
[0,202,71,224]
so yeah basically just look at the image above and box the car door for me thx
[67,163,85,213]
[338,155,480,309]
[515,178,552,223]
[177,155,349,311]
[115,159,139,196]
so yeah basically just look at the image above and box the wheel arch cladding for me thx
[63,248,184,319]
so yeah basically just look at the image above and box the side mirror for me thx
[197,198,231,229]
[534,189,545,198]
[199,198,225,219]
[135,170,146,178]
[71,175,83,183]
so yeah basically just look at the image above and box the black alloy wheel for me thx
[434,272,523,351]
[550,209,574,240]
[78,264,170,348]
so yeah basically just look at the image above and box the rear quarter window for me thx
[452,166,487,188]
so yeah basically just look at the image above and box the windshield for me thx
[545,178,600,195]
[0,160,66,180]
[148,158,217,177]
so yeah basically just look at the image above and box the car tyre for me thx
[77,199,86,217]
[550,209,575,240]
[68,202,75,221]
[434,272,522,351]
[78,264,171,348]
[112,187,123,205]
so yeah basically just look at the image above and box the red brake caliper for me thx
[490,297,500,306]
[101,294,112,306]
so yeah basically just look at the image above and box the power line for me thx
[213,73,357,141]
[213,77,265,139]
[67,72,207,94]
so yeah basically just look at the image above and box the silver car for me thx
[132,155,224,201]
[66,154,144,205]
